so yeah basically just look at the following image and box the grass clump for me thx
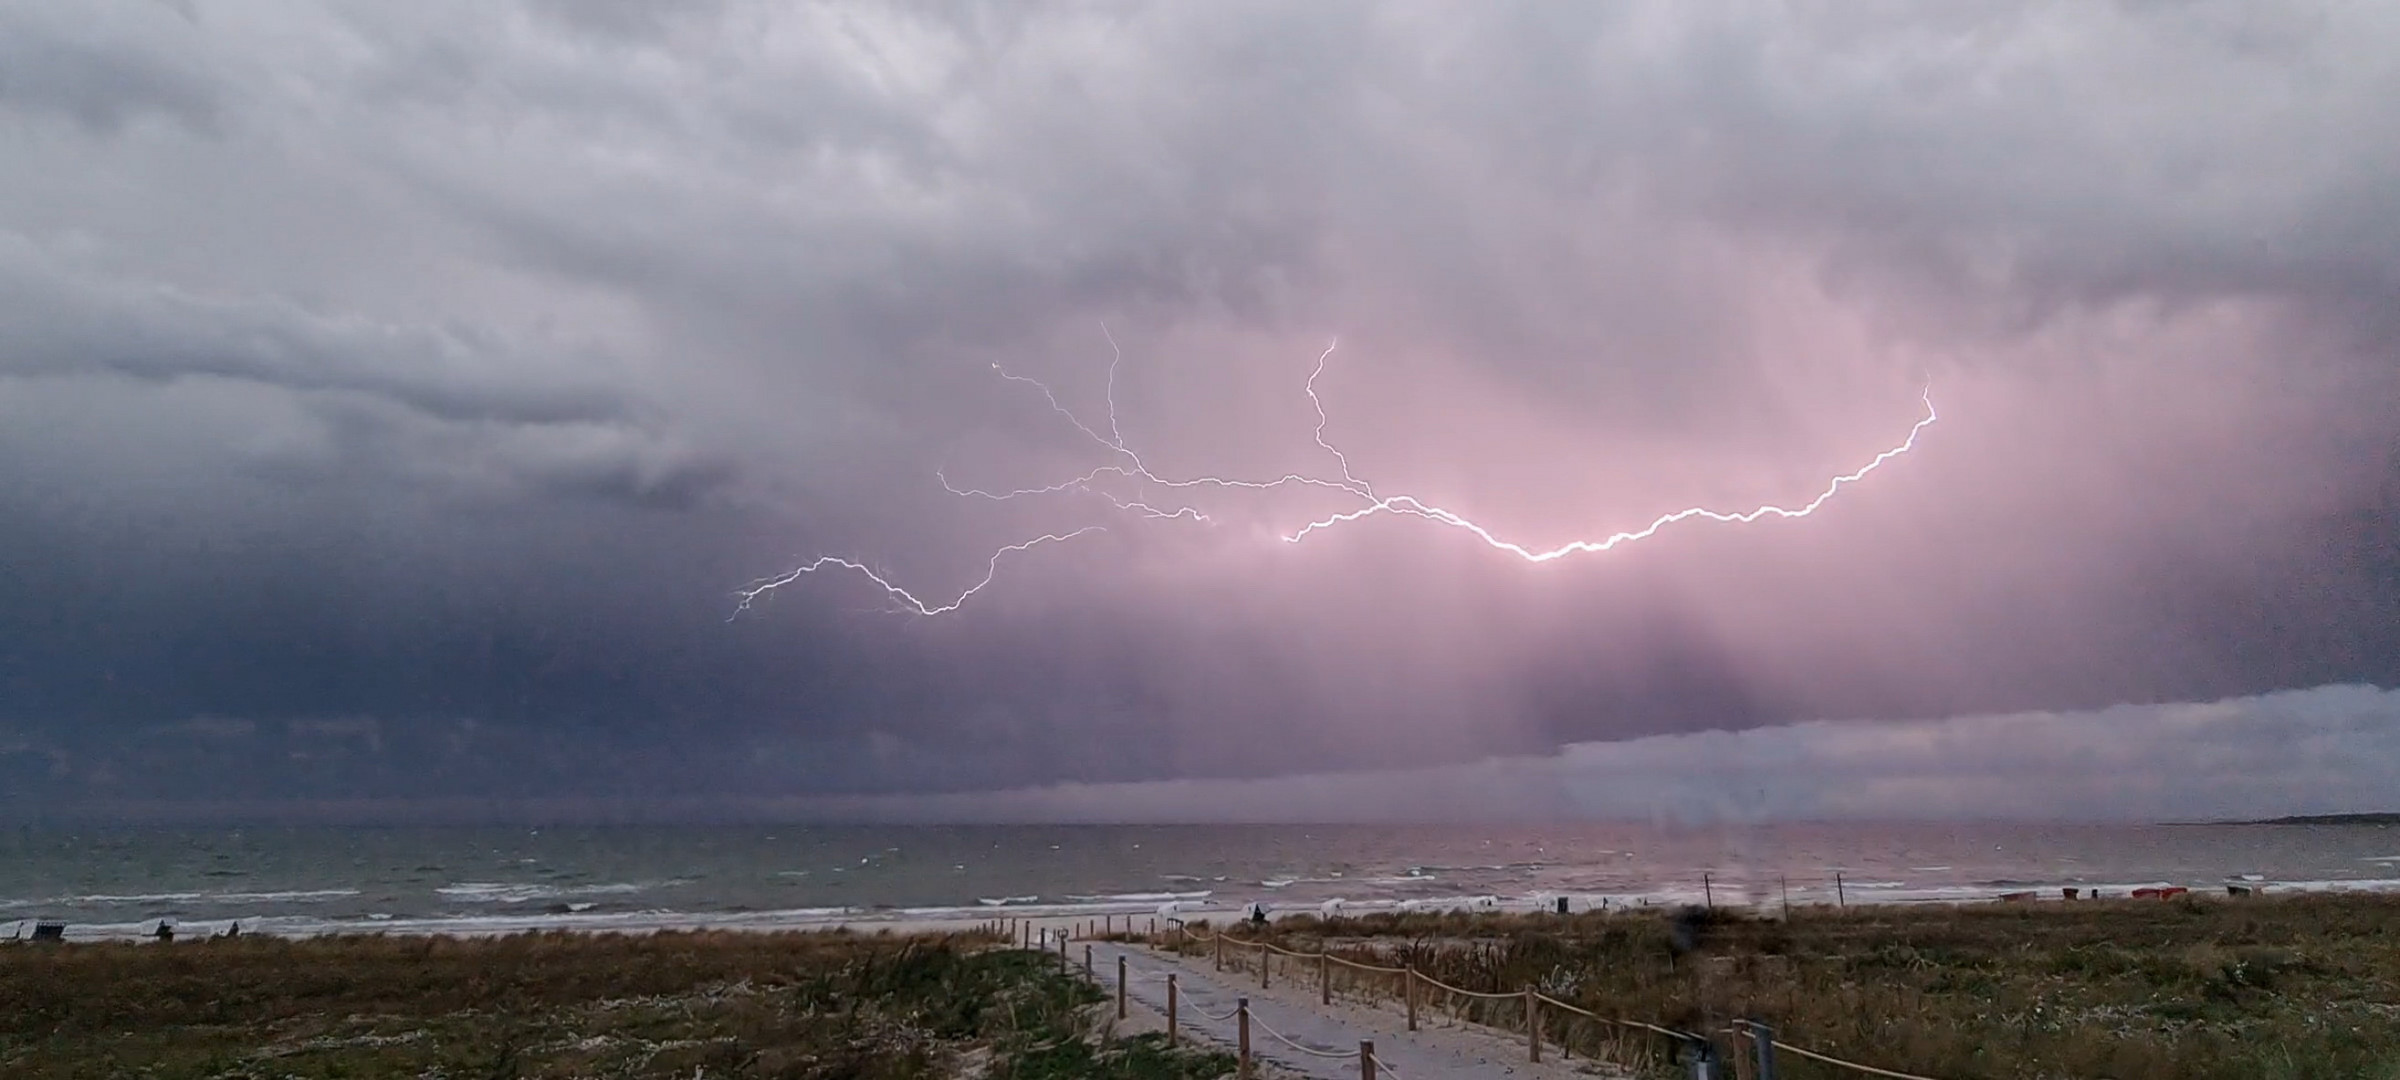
[0,929,1231,1080]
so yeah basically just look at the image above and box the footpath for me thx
[1087,940,1626,1080]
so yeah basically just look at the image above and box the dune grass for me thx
[1174,893,2400,1080]
[0,929,1234,1080]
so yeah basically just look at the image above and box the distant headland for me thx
[2242,812,2400,825]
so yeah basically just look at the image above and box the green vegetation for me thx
[0,930,1234,1080]
[1176,893,2400,1080]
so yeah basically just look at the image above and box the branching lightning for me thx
[736,334,1937,617]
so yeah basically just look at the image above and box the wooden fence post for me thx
[1117,955,1128,1019]
[1084,943,1093,976]
[1750,1021,1779,1080]
[1238,998,1252,1080]
[1214,933,1223,971]
[1689,1035,1721,1080]
[1360,1040,1376,1080]
[1405,968,1417,1031]
[1260,943,1270,989]
[1320,952,1331,1005]
[1167,974,1179,1046]
[1527,986,1541,1062]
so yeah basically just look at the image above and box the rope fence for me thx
[1733,1020,1948,1080]
[971,914,1961,1080]
[1147,921,1954,1080]
[1249,1011,1364,1060]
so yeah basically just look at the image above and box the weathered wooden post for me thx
[1527,986,1542,1062]
[1360,1040,1376,1080]
[1688,1035,1721,1080]
[1703,873,1714,909]
[1084,943,1093,976]
[1238,998,1253,1080]
[1749,1021,1779,1080]
[1214,933,1224,971]
[1117,955,1128,1019]
[1835,871,1845,907]
[1405,968,1418,1031]
[1320,952,1331,1005]
[1167,974,1179,1046]
[1260,943,1270,989]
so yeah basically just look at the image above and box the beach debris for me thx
[2131,887,2190,900]
[1318,898,1347,919]
[31,921,65,942]
[1242,901,1270,926]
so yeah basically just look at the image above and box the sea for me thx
[7,822,2398,941]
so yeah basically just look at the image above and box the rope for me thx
[1413,972,1522,1001]
[1535,993,1690,1041]
[1327,954,1408,974]
[1192,1001,1242,1023]
[1731,1023,1947,1080]
[1248,1011,1362,1060]
[1369,1051,1403,1080]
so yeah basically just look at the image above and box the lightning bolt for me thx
[733,527,1106,618]
[737,333,1936,616]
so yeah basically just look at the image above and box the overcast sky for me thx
[3,1,2396,820]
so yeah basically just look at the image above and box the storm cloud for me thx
[2,0,2396,817]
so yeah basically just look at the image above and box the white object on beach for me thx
[1318,898,1347,918]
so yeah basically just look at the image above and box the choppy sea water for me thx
[6,823,2396,941]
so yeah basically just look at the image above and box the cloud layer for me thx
[1,1,2395,812]
[802,684,2400,824]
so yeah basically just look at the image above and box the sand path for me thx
[1081,940,1630,1080]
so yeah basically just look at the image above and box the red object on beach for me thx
[2131,887,2188,899]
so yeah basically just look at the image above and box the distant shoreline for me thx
[2231,813,2400,825]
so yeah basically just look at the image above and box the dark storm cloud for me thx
[1,0,2395,817]
[0,239,634,427]
[0,3,221,135]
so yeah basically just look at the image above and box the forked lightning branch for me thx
[736,337,1937,617]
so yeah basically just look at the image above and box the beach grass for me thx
[0,929,1234,1080]
[1176,892,2400,1080]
